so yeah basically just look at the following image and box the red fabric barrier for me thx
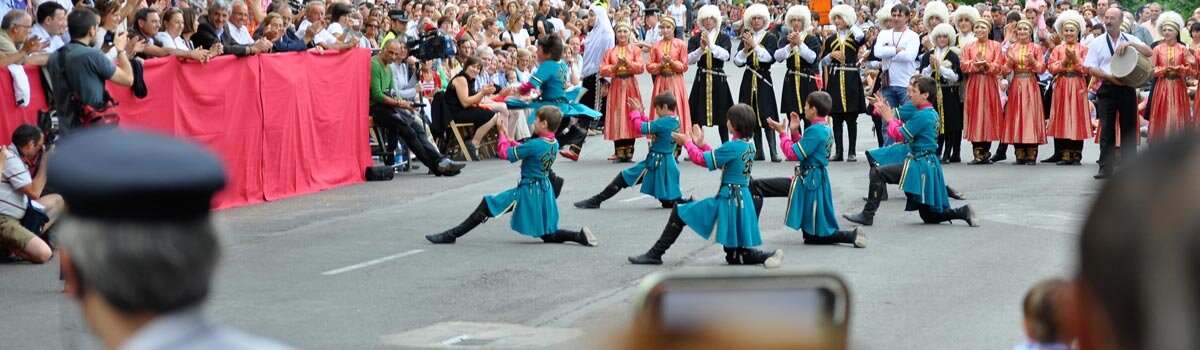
[0,49,372,210]
[0,66,48,143]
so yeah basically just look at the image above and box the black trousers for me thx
[831,112,858,156]
[1095,83,1138,172]
[373,108,446,169]
[865,163,960,223]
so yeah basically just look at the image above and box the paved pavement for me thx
[0,61,1100,349]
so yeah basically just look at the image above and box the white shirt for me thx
[688,31,730,63]
[921,47,959,81]
[643,27,662,46]
[30,24,64,53]
[667,4,687,25]
[504,29,530,49]
[1083,31,1144,75]
[548,18,564,35]
[0,145,31,219]
[389,62,418,99]
[227,23,254,45]
[733,29,773,66]
[155,32,191,50]
[873,27,921,87]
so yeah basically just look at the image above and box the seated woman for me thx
[447,57,519,160]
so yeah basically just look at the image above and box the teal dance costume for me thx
[749,120,865,247]
[574,110,688,209]
[629,137,783,267]
[843,102,977,227]
[426,132,597,245]
[509,60,602,158]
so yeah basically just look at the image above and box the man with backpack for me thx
[47,7,143,134]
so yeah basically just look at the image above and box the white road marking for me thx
[439,335,470,345]
[321,249,425,275]
[620,194,651,202]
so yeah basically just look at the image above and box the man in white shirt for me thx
[872,4,919,146]
[227,0,255,45]
[0,124,62,264]
[30,1,66,52]
[1083,7,1152,179]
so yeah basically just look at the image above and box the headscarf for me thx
[581,4,614,77]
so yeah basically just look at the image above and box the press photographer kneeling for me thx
[0,125,64,264]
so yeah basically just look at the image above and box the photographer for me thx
[47,7,144,133]
[371,39,466,175]
[0,125,64,264]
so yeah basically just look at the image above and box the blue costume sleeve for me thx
[508,140,542,164]
[705,142,740,171]
[795,129,825,161]
[530,61,558,86]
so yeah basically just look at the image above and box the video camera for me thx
[407,29,455,61]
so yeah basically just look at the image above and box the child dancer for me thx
[751,92,866,248]
[628,104,783,268]
[426,106,597,246]
[509,35,603,161]
[575,92,692,209]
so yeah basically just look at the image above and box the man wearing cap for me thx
[53,129,295,350]
[637,8,662,49]
[382,10,412,46]
[1084,7,1151,179]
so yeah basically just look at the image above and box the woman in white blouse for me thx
[502,15,531,49]
[155,8,213,61]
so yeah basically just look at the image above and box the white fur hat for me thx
[1055,10,1086,36]
[922,1,950,29]
[744,4,770,23]
[950,5,979,26]
[930,23,956,42]
[829,4,855,26]
[1156,11,1185,38]
[697,4,722,29]
[786,5,812,31]
[875,4,893,27]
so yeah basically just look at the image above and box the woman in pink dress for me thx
[961,17,1007,164]
[1000,20,1046,165]
[599,22,645,163]
[1046,11,1091,165]
[1147,12,1193,143]
[646,16,690,131]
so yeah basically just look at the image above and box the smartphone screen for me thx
[635,272,849,349]
[658,287,835,334]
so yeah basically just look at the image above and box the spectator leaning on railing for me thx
[191,0,272,56]
[134,7,212,61]
[0,124,64,264]
[0,10,49,66]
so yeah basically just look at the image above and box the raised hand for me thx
[788,111,802,133]
[627,97,643,113]
[766,118,787,134]
[690,124,706,146]
[670,132,689,145]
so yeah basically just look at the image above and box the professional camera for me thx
[408,29,455,61]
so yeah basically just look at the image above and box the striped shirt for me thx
[0,145,31,219]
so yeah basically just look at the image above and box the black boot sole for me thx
[628,254,664,265]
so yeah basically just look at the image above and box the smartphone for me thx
[632,270,850,350]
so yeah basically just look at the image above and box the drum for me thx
[1110,48,1152,87]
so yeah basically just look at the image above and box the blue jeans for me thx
[879,86,910,146]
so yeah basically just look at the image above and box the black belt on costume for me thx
[1013,72,1036,78]
[1058,72,1082,78]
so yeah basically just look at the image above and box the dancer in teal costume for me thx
[628,104,783,268]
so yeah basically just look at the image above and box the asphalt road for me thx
[0,60,1097,349]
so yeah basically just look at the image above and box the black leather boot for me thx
[1042,139,1063,163]
[766,128,782,162]
[659,196,695,208]
[724,247,742,265]
[990,144,1009,162]
[550,172,565,199]
[754,130,766,161]
[846,170,885,226]
[540,227,598,246]
[956,205,979,227]
[628,209,685,265]
[843,226,867,248]
[737,248,784,268]
[427,200,491,244]
[574,175,628,209]
[946,186,965,200]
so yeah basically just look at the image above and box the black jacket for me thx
[190,16,251,56]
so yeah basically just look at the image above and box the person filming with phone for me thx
[47,7,144,134]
